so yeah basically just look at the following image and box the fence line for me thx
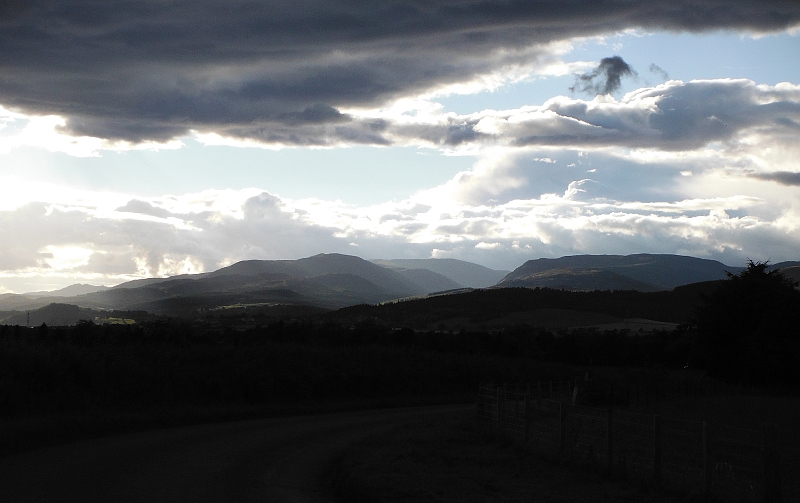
[476,383,782,503]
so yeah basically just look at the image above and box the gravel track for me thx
[1,404,471,502]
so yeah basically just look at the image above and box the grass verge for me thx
[326,410,695,503]
[0,393,474,457]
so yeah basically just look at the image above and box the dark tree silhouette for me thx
[696,261,800,385]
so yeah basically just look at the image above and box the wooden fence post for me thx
[703,421,712,499]
[496,387,501,432]
[763,423,782,503]
[476,384,480,419]
[524,393,530,448]
[607,408,614,474]
[653,415,662,486]
[559,401,565,454]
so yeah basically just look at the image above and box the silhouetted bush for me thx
[696,261,800,385]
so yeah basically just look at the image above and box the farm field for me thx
[329,410,687,503]
[329,392,799,503]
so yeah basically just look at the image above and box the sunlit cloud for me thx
[0,108,184,157]
[1,3,799,293]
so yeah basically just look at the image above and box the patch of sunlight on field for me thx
[95,318,136,325]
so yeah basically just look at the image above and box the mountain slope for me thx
[24,284,110,298]
[393,268,463,293]
[371,258,508,288]
[0,254,436,315]
[0,294,53,311]
[499,268,662,292]
[206,254,426,297]
[500,254,732,291]
[772,261,800,270]
[778,266,800,285]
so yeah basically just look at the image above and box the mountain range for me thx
[0,254,508,320]
[1,253,796,324]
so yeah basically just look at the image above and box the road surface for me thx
[1,404,471,502]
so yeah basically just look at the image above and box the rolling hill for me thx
[0,303,152,326]
[370,258,508,288]
[24,284,110,298]
[331,282,718,331]
[499,254,733,291]
[0,254,457,317]
[498,268,662,292]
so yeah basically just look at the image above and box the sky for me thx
[1,1,800,293]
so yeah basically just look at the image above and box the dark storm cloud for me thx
[2,1,800,143]
[749,171,800,186]
[649,64,669,81]
[570,56,637,95]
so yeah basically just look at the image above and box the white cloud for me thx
[1,167,797,293]
[4,79,799,161]
[41,245,93,271]
[2,77,800,291]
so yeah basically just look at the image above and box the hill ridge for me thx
[500,253,734,291]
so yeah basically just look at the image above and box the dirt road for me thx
[0,404,471,502]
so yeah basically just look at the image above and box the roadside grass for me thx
[631,393,800,502]
[0,394,474,458]
[0,333,580,456]
[327,410,692,503]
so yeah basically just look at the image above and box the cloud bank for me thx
[1,1,799,145]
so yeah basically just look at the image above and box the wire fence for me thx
[476,383,782,503]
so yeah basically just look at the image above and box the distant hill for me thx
[0,293,50,311]
[2,303,95,326]
[771,261,800,270]
[499,254,733,291]
[24,284,110,298]
[778,265,800,285]
[206,254,424,298]
[392,268,463,293]
[499,268,662,292]
[0,303,151,326]
[109,274,205,290]
[371,258,508,288]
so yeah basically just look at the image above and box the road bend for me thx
[1,404,471,503]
